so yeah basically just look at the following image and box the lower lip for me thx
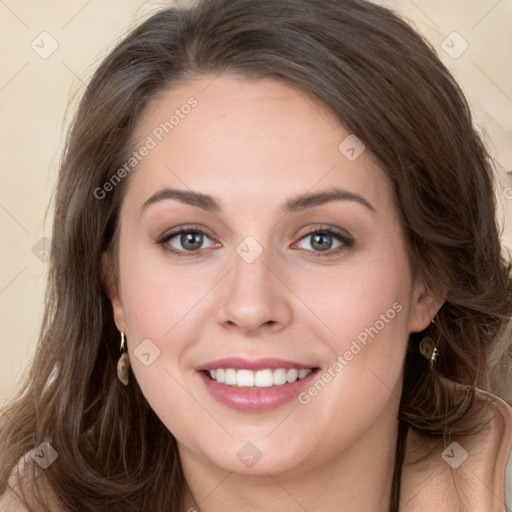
[197,369,320,412]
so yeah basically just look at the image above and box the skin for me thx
[106,75,443,512]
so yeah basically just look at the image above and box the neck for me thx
[180,399,400,512]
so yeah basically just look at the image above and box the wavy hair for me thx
[1,0,511,511]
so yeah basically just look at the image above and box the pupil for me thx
[311,233,332,251]
[181,232,203,250]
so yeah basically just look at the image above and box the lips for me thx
[195,357,320,412]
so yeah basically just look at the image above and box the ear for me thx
[408,277,447,333]
[101,252,127,333]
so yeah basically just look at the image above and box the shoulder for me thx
[400,387,512,512]
[478,389,512,512]
[0,489,29,512]
[506,449,512,512]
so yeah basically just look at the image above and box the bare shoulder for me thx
[0,482,66,512]
[0,487,30,511]
[400,387,512,511]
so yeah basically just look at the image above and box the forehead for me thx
[126,74,392,213]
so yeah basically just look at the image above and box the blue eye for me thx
[156,226,353,258]
[295,228,353,255]
[158,228,218,256]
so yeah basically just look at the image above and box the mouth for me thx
[202,367,316,388]
[195,357,321,411]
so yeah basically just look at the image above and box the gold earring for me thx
[117,332,130,386]
[419,336,439,369]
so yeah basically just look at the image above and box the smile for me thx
[206,368,313,387]
[195,357,320,412]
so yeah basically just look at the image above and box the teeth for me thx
[286,369,298,383]
[273,368,287,385]
[207,368,313,387]
[225,369,237,385]
[237,369,254,387]
[255,369,273,387]
[298,369,310,379]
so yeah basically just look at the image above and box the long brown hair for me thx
[2,0,511,511]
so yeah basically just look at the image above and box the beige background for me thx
[1,0,511,402]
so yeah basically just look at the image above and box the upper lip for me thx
[195,357,318,372]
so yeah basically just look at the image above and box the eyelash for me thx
[156,225,354,258]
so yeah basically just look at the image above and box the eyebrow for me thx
[141,186,376,215]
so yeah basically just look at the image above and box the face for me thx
[107,75,439,478]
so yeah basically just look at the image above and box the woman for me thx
[1,0,511,510]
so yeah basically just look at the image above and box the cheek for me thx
[118,227,216,339]
[116,233,207,403]
[118,253,204,432]
[290,243,412,406]
[294,247,411,347]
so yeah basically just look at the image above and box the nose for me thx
[215,244,293,336]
